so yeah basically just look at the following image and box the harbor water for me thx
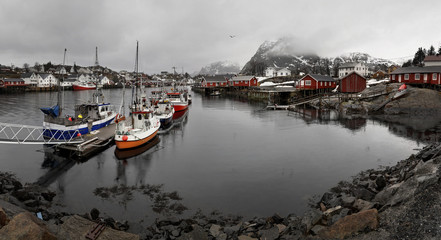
[0,88,434,231]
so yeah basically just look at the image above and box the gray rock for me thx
[177,225,209,240]
[23,199,40,208]
[353,199,375,211]
[310,225,326,236]
[209,224,222,237]
[329,208,350,226]
[301,209,322,233]
[258,226,279,240]
[216,233,227,240]
[353,187,376,201]
[341,195,356,207]
[375,175,387,190]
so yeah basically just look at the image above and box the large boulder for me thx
[318,209,379,239]
[0,211,56,240]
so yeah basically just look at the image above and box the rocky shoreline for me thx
[1,142,441,239]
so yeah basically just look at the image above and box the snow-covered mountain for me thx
[240,39,397,76]
[198,61,241,75]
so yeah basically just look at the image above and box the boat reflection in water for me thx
[114,135,160,160]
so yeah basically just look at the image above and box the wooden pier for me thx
[55,123,116,159]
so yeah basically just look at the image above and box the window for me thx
[433,73,438,80]
[235,81,239,84]
[320,82,322,86]
[404,74,409,80]
[415,73,420,80]
[392,75,395,80]
[305,80,311,86]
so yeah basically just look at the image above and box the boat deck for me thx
[56,123,116,159]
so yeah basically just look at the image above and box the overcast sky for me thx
[1,0,441,74]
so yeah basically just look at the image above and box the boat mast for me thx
[59,48,67,116]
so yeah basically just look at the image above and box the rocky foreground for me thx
[2,143,441,239]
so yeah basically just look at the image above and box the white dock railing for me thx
[0,122,84,145]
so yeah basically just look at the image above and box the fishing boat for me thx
[72,81,96,91]
[393,84,408,99]
[166,91,189,115]
[41,49,116,140]
[115,42,160,150]
[153,97,175,129]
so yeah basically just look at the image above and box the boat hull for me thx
[72,84,96,91]
[43,113,116,140]
[115,129,159,150]
[172,104,188,113]
[114,136,160,160]
[172,107,188,120]
[159,115,173,129]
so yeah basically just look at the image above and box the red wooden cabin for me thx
[0,78,27,88]
[390,66,441,85]
[228,76,258,87]
[201,75,228,88]
[339,71,367,93]
[296,74,336,90]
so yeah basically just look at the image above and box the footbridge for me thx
[0,122,84,144]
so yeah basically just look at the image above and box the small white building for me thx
[37,73,58,87]
[424,56,441,66]
[20,73,39,87]
[98,76,111,85]
[265,67,291,77]
[338,62,371,77]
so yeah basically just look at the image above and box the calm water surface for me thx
[0,88,434,231]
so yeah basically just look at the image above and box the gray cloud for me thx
[1,0,441,74]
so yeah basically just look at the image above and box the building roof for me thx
[230,75,256,81]
[20,73,34,78]
[204,75,228,82]
[39,73,52,79]
[339,71,367,80]
[4,78,24,82]
[306,74,336,82]
[424,55,441,62]
[391,66,441,74]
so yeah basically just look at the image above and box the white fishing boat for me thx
[115,42,160,150]
[153,96,175,129]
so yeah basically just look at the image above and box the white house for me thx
[20,73,39,87]
[424,56,441,66]
[265,67,291,77]
[338,62,371,77]
[98,76,111,85]
[37,73,58,87]
[56,66,67,75]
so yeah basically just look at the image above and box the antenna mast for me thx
[95,46,99,66]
